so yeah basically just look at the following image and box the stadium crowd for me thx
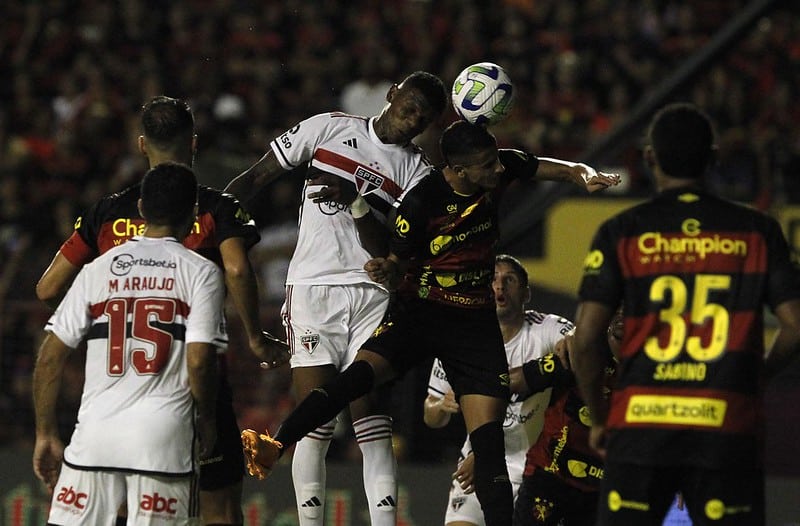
[1,0,799,457]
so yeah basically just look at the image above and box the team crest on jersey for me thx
[533,497,555,521]
[450,496,466,511]
[300,333,320,354]
[354,166,384,195]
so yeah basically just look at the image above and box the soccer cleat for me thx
[241,428,283,480]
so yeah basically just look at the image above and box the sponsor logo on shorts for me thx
[56,485,88,513]
[300,332,320,354]
[139,492,178,515]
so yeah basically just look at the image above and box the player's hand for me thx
[554,335,572,370]
[508,366,528,395]
[452,453,475,493]
[253,331,291,370]
[588,424,607,459]
[364,257,400,289]
[434,390,460,415]
[307,173,358,205]
[197,417,218,460]
[573,164,621,193]
[33,435,64,494]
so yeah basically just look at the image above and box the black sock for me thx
[470,421,513,526]
[274,360,375,448]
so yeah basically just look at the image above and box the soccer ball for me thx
[451,62,515,126]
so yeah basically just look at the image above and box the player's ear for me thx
[386,83,399,102]
[138,135,147,156]
[137,198,146,220]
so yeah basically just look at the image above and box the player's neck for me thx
[141,224,180,239]
[498,317,524,344]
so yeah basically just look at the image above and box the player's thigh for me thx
[292,363,338,400]
[682,466,765,526]
[126,472,198,525]
[47,465,123,525]
[460,394,507,434]
[597,461,677,526]
[444,479,485,526]
[284,284,386,369]
[346,283,390,358]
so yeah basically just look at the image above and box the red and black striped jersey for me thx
[391,149,539,309]
[523,382,606,492]
[578,186,800,468]
[59,182,259,267]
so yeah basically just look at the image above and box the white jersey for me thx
[428,310,574,485]
[46,236,227,476]
[270,112,432,286]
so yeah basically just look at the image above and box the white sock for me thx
[354,415,397,526]
[292,421,335,526]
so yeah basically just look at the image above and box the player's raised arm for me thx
[536,157,621,193]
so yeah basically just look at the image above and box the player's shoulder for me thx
[523,310,573,329]
[308,111,369,130]
[91,183,140,215]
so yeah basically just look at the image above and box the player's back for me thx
[596,187,798,468]
[48,236,226,476]
[63,183,258,268]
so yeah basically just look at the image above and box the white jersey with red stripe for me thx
[270,112,432,286]
[428,311,574,485]
[45,236,227,476]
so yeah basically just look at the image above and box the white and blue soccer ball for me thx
[451,62,515,126]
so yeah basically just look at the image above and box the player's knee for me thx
[315,360,375,405]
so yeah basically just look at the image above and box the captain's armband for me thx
[521,352,573,393]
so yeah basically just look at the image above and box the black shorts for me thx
[198,371,245,491]
[513,469,599,526]
[598,461,765,526]
[365,297,509,400]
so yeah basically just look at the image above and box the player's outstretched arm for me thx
[536,157,621,193]
[224,150,286,202]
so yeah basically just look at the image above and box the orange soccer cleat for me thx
[241,428,283,480]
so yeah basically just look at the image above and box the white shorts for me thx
[47,464,199,525]
[443,478,521,526]
[283,283,389,370]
